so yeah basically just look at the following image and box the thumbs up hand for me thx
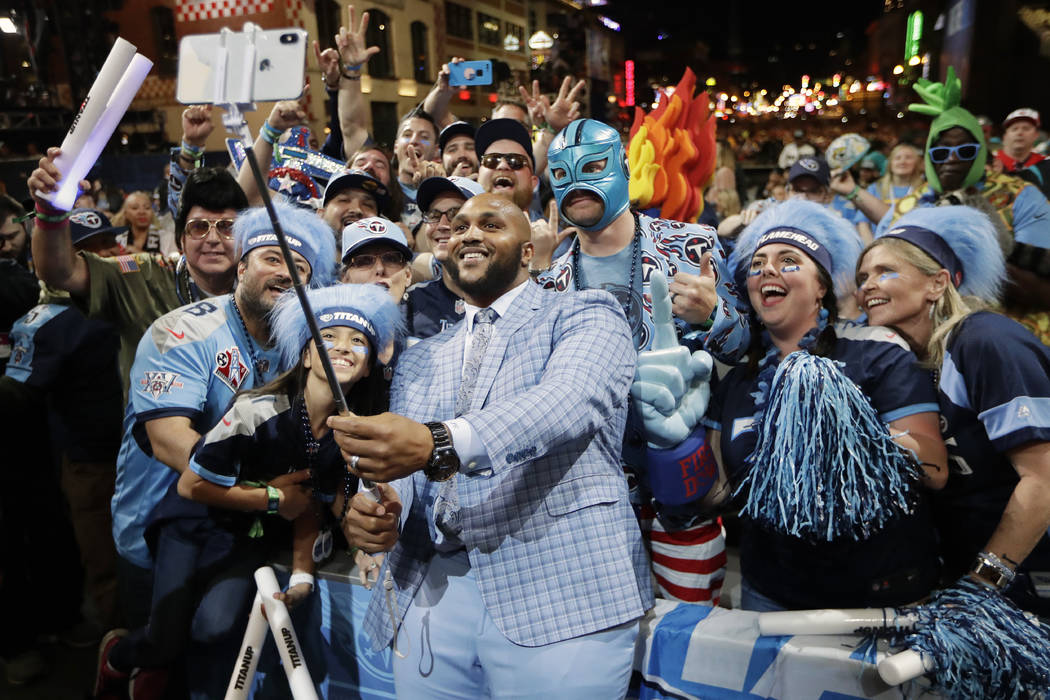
[666,252,719,326]
[631,270,714,448]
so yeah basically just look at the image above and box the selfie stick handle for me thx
[218,24,381,498]
[254,567,319,700]
[224,593,267,700]
[43,38,152,210]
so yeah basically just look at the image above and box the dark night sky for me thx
[600,1,886,94]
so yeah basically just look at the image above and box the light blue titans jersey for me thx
[111,294,283,567]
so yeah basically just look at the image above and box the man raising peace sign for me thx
[533,118,749,606]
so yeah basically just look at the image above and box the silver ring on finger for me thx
[349,454,360,471]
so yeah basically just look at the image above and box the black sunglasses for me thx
[480,153,531,171]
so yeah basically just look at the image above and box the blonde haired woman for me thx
[855,205,1050,616]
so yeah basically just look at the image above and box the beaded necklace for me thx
[571,214,641,322]
[297,392,354,524]
[230,296,269,376]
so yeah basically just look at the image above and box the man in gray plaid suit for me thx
[332,192,653,698]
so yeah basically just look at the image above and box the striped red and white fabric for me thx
[648,517,726,605]
[175,0,274,22]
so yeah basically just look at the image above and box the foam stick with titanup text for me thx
[253,567,319,700]
[224,593,268,700]
[42,38,153,210]
[758,608,920,637]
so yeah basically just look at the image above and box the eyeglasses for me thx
[928,143,981,164]
[480,153,531,171]
[423,206,461,224]
[185,218,236,240]
[347,251,407,270]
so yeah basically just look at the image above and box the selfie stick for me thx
[214,24,381,499]
[40,37,153,211]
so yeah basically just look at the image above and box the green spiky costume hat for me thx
[909,66,987,193]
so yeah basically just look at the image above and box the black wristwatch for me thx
[424,421,460,482]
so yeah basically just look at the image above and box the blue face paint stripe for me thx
[780,265,801,273]
[748,269,762,277]
[879,272,901,282]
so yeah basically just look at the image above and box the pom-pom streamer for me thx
[735,352,922,541]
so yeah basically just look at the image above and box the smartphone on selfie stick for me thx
[175,25,372,501]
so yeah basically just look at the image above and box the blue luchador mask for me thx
[547,119,630,232]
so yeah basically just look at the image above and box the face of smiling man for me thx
[478,139,537,211]
[445,193,534,308]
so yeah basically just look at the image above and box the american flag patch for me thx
[116,256,139,274]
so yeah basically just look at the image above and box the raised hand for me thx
[530,199,575,271]
[546,76,586,132]
[266,100,307,133]
[518,80,548,127]
[313,40,341,88]
[630,270,713,448]
[829,166,857,196]
[335,5,380,69]
[181,105,214,148]
[410,154,445,188]
[667,252,718,325]
[28,148,90,210]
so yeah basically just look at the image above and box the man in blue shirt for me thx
[107,202,334,634]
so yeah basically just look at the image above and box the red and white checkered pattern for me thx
[176,0,274,23]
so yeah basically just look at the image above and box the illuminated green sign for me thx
[905,11,924,60]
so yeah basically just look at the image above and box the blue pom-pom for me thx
[735,351,922,541]
[895,577,1050,699]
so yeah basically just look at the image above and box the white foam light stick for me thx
[254,567,319,700]
[43,37,153,211]
[224,593,268,700]
[758,608,920,637]
[877,649,935,685]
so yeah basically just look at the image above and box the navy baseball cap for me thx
[341,216,413,262]
[67,208,127,246]
[439,121,476,153]
[788,156,831,187]
[415,176,484,214]
[475,118,535,169]
[323,171,391,212]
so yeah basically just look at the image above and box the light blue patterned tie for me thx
[436,308,499,546]
[455,307,498,416]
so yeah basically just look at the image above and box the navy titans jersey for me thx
[5,302,122,461]
[934,311,1050,577]
[405,277,464,341]
[706,324,941,608]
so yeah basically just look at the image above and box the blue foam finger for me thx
[635,364,687,401]
[648,270,678,351]
[630,380,677,415]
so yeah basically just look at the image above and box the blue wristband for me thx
[644,426,717,506]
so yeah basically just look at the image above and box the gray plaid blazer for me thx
[363,281,654,650]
